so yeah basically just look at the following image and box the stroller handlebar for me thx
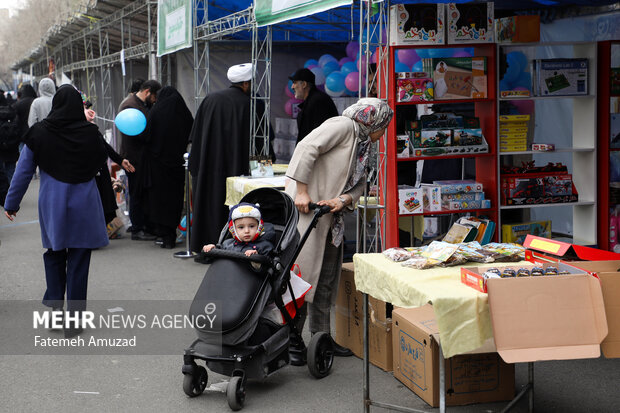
[200,248,272,265]
[308,203,331,217]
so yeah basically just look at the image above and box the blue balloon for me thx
[318,54,338,67]
[341,61,358,76]
[411,61,424,72]
[115,108,146,136]
[395,62,410,73]
[416,49,430,58]
[325,71,346,93]
[499,79,512,91]
[514,72,532,90]
[323,60,340,76]
[503,63,520,84]
[507,51,528,74]
[304,59,319,68]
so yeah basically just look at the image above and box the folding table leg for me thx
[439,345,446,413]
[363,292,370,413]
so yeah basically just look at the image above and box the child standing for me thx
[203,203,275,256]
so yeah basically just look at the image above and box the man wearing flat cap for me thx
[188,63,273,252]
[290,68,338,144]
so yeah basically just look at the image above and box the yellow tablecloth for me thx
[353,253,520,358]
[225,175,288,206]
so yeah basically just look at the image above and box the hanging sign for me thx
[157,0,192,57]
[255,0,352,27]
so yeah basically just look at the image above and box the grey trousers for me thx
[296,232,343,335]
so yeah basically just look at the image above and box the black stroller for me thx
[181,187,334,410]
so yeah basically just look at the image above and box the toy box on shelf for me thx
[398,185,424,215]
[422,57,488,99]
[534,58,589,96]
[396,72,433,102]
[495,15,540,44]
[501,162,578,206]
[501,220,551,244]
[406,114,489,157]
[389,3,445,46]
[446,2,494,44]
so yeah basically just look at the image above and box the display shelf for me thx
[400,207,493,217]
[398,153,495,161]
[499,147,594,155]
[596,40,619,250]
[497,41,597,246]
[500,201,595,210]
[381,43,498,248]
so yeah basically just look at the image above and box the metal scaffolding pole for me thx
[250,21,272,160]
[193,0,209,106]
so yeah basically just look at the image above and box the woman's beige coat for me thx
[285,116,366,302]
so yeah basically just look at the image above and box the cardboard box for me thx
[537,58,589,96]
[561,260,620,358]
[501,220,551,244]
[443,199,491,210]
[446,2,494,44]
[334,263,393,371]
[496,15,540,43]
[431,57,488,99]
[397,72,434,102]
[442,192,484,202]
[398,185,424,215]
[396,134,410,158]
[392,304,514,407]
[433,180,483,194]
[420,129,452,147]
[422,184,442,212]
[523,235,620,264]
[461,261,582,294]
[487,272,608,363]
[389,4,445,46]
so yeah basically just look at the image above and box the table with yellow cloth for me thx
[352,253,518,358]
[225,164,289,206]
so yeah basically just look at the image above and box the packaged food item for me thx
[440,252,469,267]
[516,268,531,277]
[382,247,412,262]
[420,241,460,263]
[482,242,525,261]
[401,257,437,270]
[501,268,516,278]
[456,241,496,263]
[404,247,425,257]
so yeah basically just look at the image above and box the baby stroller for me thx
[181,187,334,410]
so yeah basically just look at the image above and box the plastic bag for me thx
[383,247,413,262]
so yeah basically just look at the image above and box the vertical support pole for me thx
[528,362,534,412]
[439,345,446,413]
[174,153,197,259]
[363,292,370,413]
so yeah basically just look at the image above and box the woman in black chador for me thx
[140,86,193,248]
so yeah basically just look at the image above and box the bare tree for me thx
[0,0,88,88]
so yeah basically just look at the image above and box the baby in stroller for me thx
[202,202,275,257]
[182,188,334,411]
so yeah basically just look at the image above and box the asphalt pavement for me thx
[1,179,619,413]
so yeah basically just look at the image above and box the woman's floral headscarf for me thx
[342,98,394,141]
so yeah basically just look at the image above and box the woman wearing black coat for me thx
[140,86,193,248]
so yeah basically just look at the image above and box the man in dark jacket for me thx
[13,85,37,141]
[0,94,19,204]
[118,79,162,241]
[289,68,338,144]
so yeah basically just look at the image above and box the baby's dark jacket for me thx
[220,222,276,255]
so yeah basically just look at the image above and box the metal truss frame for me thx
[250,22,272,159]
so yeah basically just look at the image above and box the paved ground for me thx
[1,179,620,413]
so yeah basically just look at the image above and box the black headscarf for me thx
[19,84,37,99]
[144,86,193,167]
[23,84,106,184]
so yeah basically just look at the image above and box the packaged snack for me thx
[501,268,516,278]
[382,247,412,262]
[401,257,437,270]
[420,241,460,263]
[456,241,496,263]
[440,252,469,267]
[516,268,531,277]
[482,242,525,261]
[404,247,425,257]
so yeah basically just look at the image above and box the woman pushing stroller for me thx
[285,97,393,365]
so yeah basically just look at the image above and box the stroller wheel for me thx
[182,366,208,397]
[226,376,245,411]
[307,332,334,379]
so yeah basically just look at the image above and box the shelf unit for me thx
[596,40,620,251]
[497,41,597,246]
[381,43,498,248]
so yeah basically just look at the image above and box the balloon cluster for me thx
[499,51,531,93]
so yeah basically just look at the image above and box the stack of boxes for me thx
[434,180,491,210]
[499,114,529,152]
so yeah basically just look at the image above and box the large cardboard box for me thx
[560,260,620,358]
[392,304,515,407]
[334,263,393,371]
[487,273,608,363]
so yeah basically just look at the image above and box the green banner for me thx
[255,0,352,27]
[157,0,192,57]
